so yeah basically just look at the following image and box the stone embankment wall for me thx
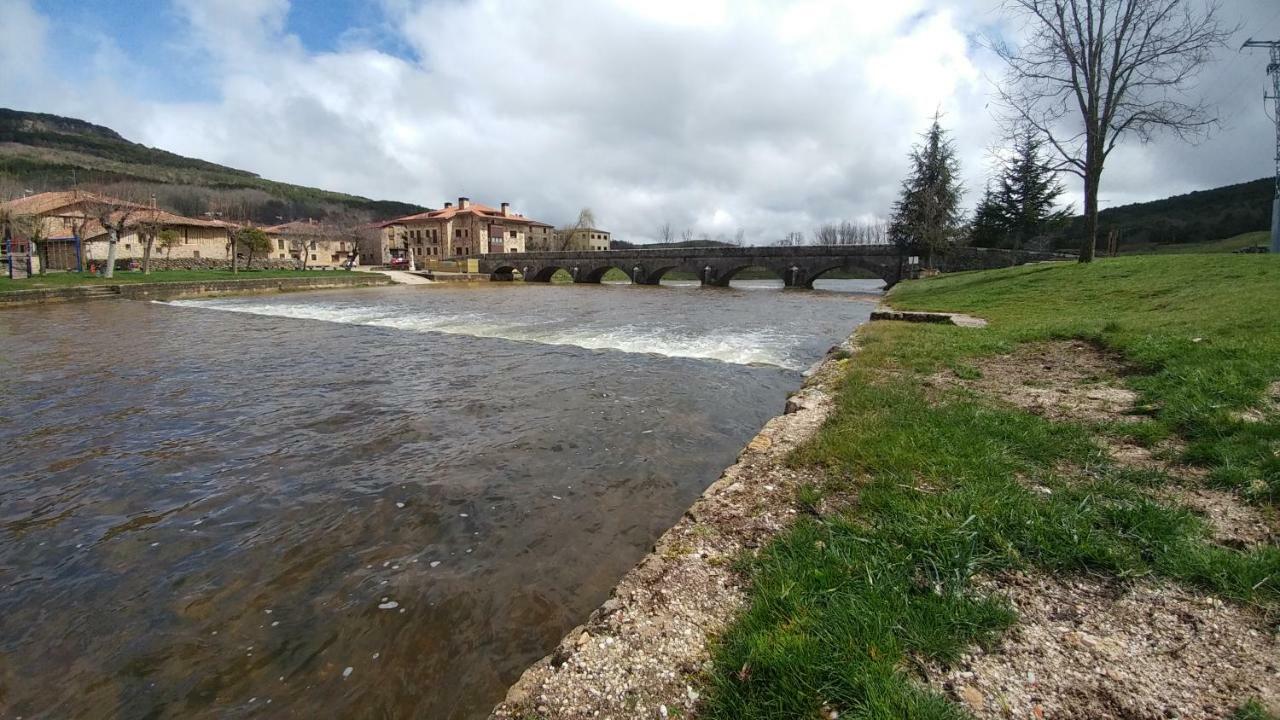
[105,258,305,272]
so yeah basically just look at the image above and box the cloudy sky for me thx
[2,0,1277,242]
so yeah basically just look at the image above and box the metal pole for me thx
[1243,40,1280,252]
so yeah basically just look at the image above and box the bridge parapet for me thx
[477,245,1068,288]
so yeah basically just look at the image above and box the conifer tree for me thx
[888,115,963,268]
[998,129,1069,248]
[969,184,1009,248]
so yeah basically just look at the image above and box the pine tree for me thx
[888,114,963,268]
[969,184,1009,248]
[997,129,1069,248]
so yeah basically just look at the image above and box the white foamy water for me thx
[165,298,800,368]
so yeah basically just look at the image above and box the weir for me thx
[476,245,1068,288]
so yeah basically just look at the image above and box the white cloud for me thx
[1,0,1276,242]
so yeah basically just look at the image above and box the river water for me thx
[0,279,877,719]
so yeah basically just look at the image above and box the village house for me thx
[0,191,234,269]
[362,197,553,264]
[263,219,358,268]
[557,227,612,251]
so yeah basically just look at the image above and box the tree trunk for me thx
[104,228,118,278]
[1081,170,1099,263]
[142,233,153,275]
[230,237,238,274]
[246,247,255,270]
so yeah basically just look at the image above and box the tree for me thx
[888,114,964,267]
[990,0,1231,262]
[554,208,598,250]
[1,210,48,275]
[998,129,1071,247]
[236,227,271,270]
[158,229,180,260]
[136,213,165,275]
[657,222,673,244]
[680,229,694,244]
[969,185,1010,247]
[95,201,139,279]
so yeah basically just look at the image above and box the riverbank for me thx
[492,254,1280,719]
[0,271,393,305]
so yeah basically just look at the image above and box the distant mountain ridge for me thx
[1044,177,1272,250]
[0,108,425,224]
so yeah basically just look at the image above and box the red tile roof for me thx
[381,201,553,228]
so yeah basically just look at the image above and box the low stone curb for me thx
[870,308,988,327]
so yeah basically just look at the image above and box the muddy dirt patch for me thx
[934,571,1280,720]
[935,340,1138,423]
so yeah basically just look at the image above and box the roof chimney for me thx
[501,202,510,217]
[458,197,470,209]
[444,201,453,209]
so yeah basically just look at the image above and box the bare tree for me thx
[95,200,140,279]
[990,0,1231,262]
[814,223,839,245]
[657,222,673,244]
[680,228,694,244]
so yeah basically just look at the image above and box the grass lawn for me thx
[701,254,1280,719]
[0,268,349,293]
[1124,231,1270,255]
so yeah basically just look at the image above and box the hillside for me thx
[1042,177,1272,251]
[0,108,425,224]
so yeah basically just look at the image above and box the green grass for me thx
[1235,699,1280,720]
[1131,231,1271,255]
[0,269,348,292]
[701,255,1280,719]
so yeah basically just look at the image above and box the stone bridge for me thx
[476,245,1066,288]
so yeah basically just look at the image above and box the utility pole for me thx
[1243,39,1280,253]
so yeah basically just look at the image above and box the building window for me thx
[193,251,200,258]
[277,239,285,250]
[455,229,462,238]
[311,254,317,261]
[124,244,131,250]
[509,230,517,238]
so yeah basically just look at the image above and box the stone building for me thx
[364,197,553,263]
[263,219,358,268]
[557,227,612,251]
[0,190,235,269]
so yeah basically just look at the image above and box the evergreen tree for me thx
[888,114,963,268]
[998,129,1069,248]
[969,184,1009,248]
[968,129,1070,249]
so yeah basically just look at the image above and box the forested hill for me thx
[0,108,425,224]
[1044,177,1272,250]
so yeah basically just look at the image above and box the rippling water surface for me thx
[0,280,878,718]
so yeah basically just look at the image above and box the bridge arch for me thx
[527,265,571,283]
[806,262,889,289]
[581,265,633,284]
[489,264,521,281]
[712,263,791,288]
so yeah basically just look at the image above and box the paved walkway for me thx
[357,269,434,285]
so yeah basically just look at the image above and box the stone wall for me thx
[105,257,305,272]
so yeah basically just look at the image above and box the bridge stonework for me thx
[476,245,1066,288]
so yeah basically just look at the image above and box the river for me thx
[0,279,878,718]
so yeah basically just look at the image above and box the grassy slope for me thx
[1140,231,1270,255]
[702,255,1280,719]
[0,269,348,292]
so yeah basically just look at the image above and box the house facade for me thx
[0,191,234,269]
[365,197,552,264]
[558,227,612,252]
[263,219,358,268]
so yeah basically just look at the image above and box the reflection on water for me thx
[0,281,877,718]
